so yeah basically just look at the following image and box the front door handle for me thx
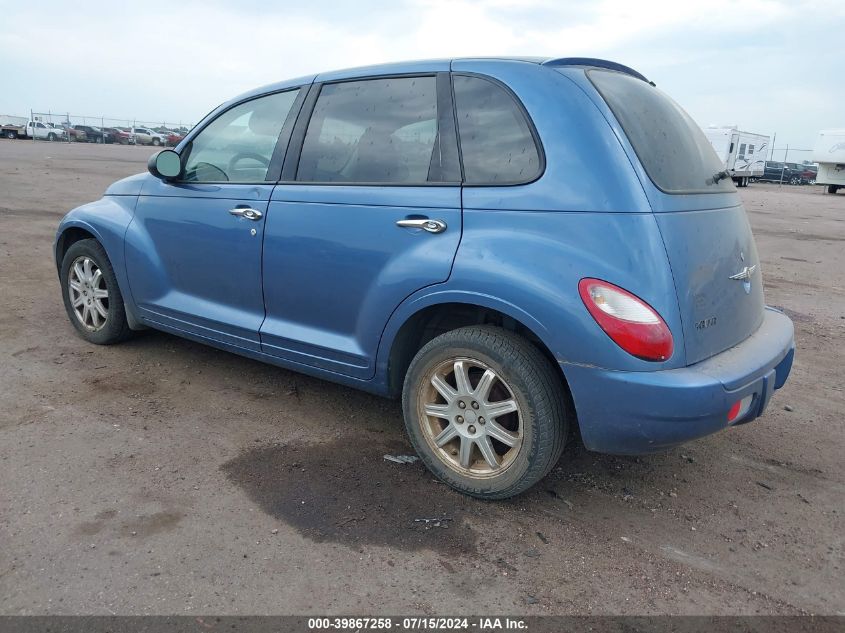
[229,207,263,221]
[396,218,447,234]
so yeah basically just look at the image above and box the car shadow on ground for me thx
[118,329,735,556]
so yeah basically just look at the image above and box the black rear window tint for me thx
[588,70,734,194]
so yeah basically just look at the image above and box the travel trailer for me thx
[702,127,769,187]
[812,129,845,194]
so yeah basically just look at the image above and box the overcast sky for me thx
[1,0,842,159]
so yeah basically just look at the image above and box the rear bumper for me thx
[563,307,794,454]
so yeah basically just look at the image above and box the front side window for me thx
[296,77,438,184]
[453,75,542,185]
[183,89,300,183]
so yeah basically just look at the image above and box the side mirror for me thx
[148,149,182,180]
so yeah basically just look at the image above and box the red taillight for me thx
[578,278,674,361]
[727,394,754,423]
[727,400,741,421]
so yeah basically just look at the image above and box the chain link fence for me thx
[2,111,194,146]
[769,146,813,164]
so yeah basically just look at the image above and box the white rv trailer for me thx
[702,127,770,187]
[812,129,845,194]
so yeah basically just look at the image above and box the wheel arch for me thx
[55,193,142,317]
[379,292,577,431]
[55,224,101,273]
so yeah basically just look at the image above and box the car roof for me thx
[235,56,646,102]
[313,56,646,79]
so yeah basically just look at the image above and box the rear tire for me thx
[60,239,133,345]
[828,185,839,194]
[5,130,17,139]
[402,325,567,499]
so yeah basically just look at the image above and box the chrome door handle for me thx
[396,218,447,233]
[229,207,263,220]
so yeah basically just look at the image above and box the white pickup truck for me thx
[131,127,166,146]
[26,121,68,141]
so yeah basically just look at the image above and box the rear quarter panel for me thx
[380,211,685,374]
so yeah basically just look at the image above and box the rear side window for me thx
[588,70,733,193]
[453,75,541,184]
[296,77,439,184]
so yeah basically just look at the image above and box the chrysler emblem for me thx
[729,265,756,281]
[729,263,756,293]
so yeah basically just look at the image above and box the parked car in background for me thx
[758,161,804,185]
[58,123,87,142]
[103,127,135,145]
[1,123,25,139]
[800,164,818,184]
[131,127,166,146]
[130,127,152,145]
[26,121,67,141]
[165,131,185,146]
[1,114,28,139]
[784,163,805,184]
[73,125,113,144]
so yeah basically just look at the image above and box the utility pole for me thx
[779,144,789,186]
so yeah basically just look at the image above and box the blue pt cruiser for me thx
[55,57,795,499]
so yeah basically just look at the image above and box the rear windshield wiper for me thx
[711,170,731,185]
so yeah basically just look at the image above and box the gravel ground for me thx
[0,141,842,616]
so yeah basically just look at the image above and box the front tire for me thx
[60,239,132,345]
[152,138,161,146]
[47,133,56,142]
[402,326,567,499]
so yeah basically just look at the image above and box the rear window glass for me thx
[588,70,734,193]
[453,75,541,185]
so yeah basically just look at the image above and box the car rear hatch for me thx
[587,68,765,365]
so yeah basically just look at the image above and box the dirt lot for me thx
[0,141,842,616]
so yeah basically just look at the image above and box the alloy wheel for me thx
[418,357,523,478]
[68,256,109,331]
